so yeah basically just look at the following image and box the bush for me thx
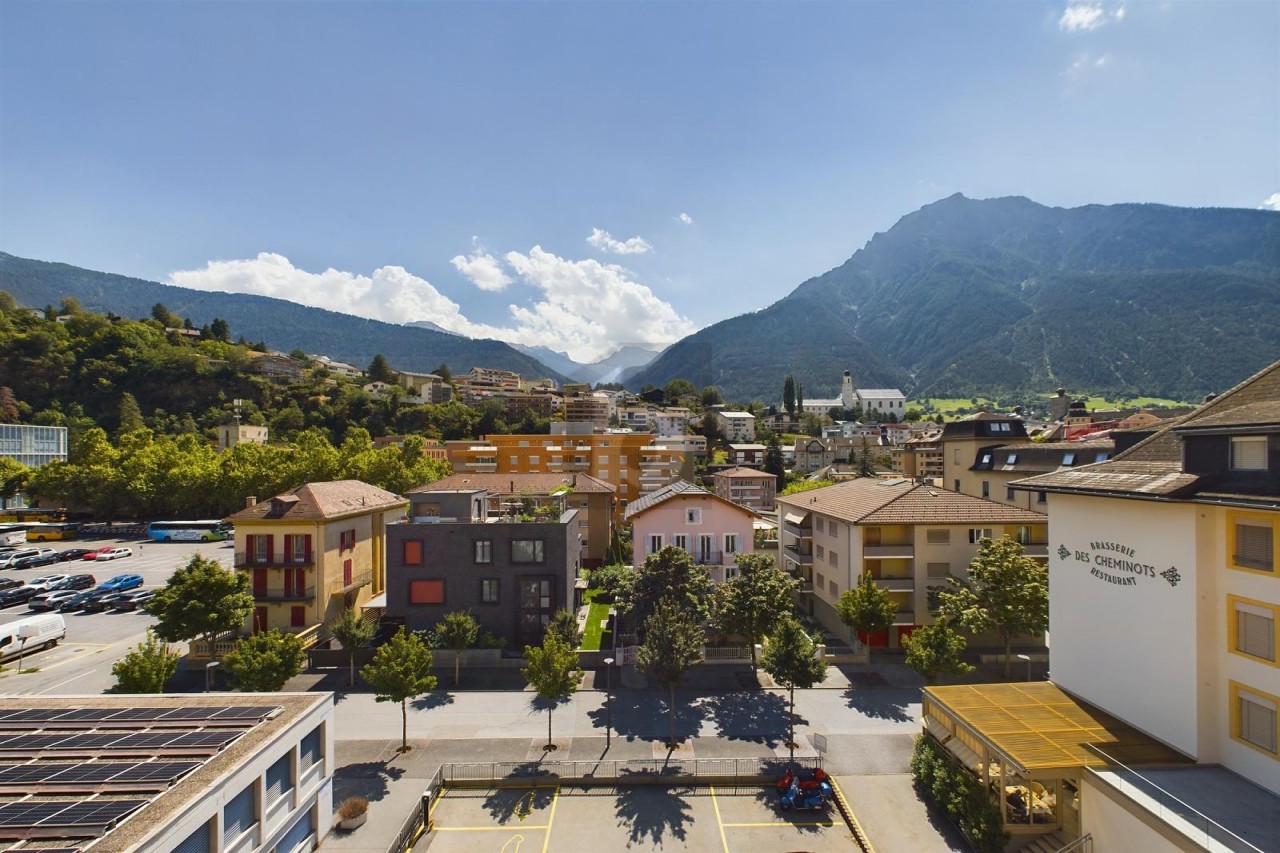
[587,564,632,602]
[911,734,1008,853]
[338,796,368,820]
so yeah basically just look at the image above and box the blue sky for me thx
[2,0,1276,362]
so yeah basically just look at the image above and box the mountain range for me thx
[3,194,1276,403]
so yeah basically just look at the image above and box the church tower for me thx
[840,370,856,409]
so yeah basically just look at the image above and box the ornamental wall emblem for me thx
[1160,566,1181,587]
[1057,545,1071,561]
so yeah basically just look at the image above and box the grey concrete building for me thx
[385,488,580,649]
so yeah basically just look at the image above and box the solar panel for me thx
[0,799,147,836]
[0,730,239,756]
[0,705,278,730]
[0,762,201,788]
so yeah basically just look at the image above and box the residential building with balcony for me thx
[712,466,778,512]
[655,408,692,436]
[776,478,1047,649]
[939,412,1033,494]
[385,488,579,649]
[919,359,1280,851]
[564,392,611,429]
[226,480,407,640]
[624,480,756,583]
[966,439,1114,511]
[716,411,756,443]
[728,443,767,466]
[459,366,523,404]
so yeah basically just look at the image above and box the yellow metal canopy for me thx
[924,682,1190,776]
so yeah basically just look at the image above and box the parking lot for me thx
[0,537,234,693]
[423,783,858,852]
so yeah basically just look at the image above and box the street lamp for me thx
[1017,653,1031,682]
[603,657,615,749]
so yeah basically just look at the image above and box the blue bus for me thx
[146,520,233,542]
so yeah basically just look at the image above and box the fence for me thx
[386,765,443,853]
[438,756,821,786]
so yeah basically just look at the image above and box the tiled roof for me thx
[713,466,773,479]
[227,480,407,521]
[410,472,615,495]
[624,479,752,519]
[972,440,1114,473]
[777,478,1046,525]
[1013,359,1280,499]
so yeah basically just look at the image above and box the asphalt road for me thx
[0,537,234,695]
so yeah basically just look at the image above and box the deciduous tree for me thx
[329,607,377,686]
[635,600,703,747]
[361,628,437,752]
[522,632,583,749]
[621,546,715,629]
[438,611,479,686]
[547,608,581,650]
[760,617,827,760]
[715,553,797,670]
[111,633,180,693]
[903,621,974,685]
[145,554,255,652]
[223,630,307,692]
[836,572,897,664]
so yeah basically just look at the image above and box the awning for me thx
[362,592,387,609]
[783,511,809,525]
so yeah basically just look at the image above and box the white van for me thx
[0,613,66,662]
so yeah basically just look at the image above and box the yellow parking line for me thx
[721,821,835,827]
[434,826,549,831]
[540,785,560,853]
[709,785,730,853]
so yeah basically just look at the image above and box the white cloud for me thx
[1062,51,1111,76]
[586,227,652,255]
[1262,193,1280,211]
[1059,2,1125,31]
[450,240,513,292]
[678,212,694,225]
[170,248,697,364]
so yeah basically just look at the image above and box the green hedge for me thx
[910,734,1008,853]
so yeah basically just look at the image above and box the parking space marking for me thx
[539,785,559,853]
[709,785,731,853]
[720,820,836,827]
[433,825,549,831]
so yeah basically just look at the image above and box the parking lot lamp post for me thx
[604,657,614,749]
[1017,653,1031,682]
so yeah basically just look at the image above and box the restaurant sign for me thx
[1057,541,1181,588]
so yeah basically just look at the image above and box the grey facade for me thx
[385,489,580,650]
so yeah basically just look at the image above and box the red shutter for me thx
[304,534,313,564]
[283,535,293,564]
[343,559,353,586]
[265,534,275,563]
[255,606,268,633]
[290,606,305,627]
[253,569,267,597]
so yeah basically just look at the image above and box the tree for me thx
[715,553,797,670]
[795,380,804,414]
[663,379,696,403]
[209,317,231,342]
[933,536,1049,677]
[0,387,18,423]
[329,607,377,686]
[222,630,307,692]
[361,627,438,752]
[433,363,452,384]
[145,554,255,652]
[782,375,796,420]
[111,633,180,693]
[903,621,974,686]
[763,432,786,487]
[621,545,715,629]
[0,458,28,507]
[836,572,897,663]
[116,392,146,438]
[367,353,395,383]
[438,610,480,686]
[547,608,582,650]
[522,632,583,749]
[854,436,878,477]
[634,600,704,747]
[760,617,827,760]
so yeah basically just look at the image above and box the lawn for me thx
[580,588,613,652]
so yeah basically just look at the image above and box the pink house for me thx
[623,480,756,583]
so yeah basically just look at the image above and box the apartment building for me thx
[728,443,767,466]
[966,439,1114,511]
[394,369,453,403]
[939,412,1033,494]
[776,479,1047,649]
[712,466,778,512]
[564,392,611,429]
[655,408,692,436]
[226,480,407,640]
[459,367,522,404]
[919,359,1280,851]
[716,411,756,442]
[625,480,756,583]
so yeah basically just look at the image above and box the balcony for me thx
[460,461,498,472]
[782,544,813,566]
[863,544,915,559]
[255,586,316,602]
[332,570,373,596]
[874,576,915,592]
[639,457,674,468]
[892,609,916,626]
[1021,543,1049,558]
[691,550,723,566]
[235,553,315,569]
[789,571,814,594]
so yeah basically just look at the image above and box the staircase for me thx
[1012,832,1091,853]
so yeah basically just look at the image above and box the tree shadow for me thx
[330,760,405,805]
[748,786,833,833]
[843,687,912,722]
[613,784,695,845]
[585,690,708,743]
[481,784,556,824]
[701,691,791,745]
[410,691,455,710]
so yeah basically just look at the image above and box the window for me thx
[1231,436,1268,471]
[648,534,664,555]
[510,456,519,465]
[816,572,825,589]
[969,528,993,544]
[512,539,545,563]
[674,534,688,551]
[474,540,492,564]
[402,540,422,566]
[981,481,990,498]
[953,449,961,464]
[1016,526,1033,545]
[410,579,445,604]
[1231,598,1276,663]
[815,518,824,534]
[980,454,992,467]
[481,579,499,604]
[954,479,961,492]
[1062,453,1076,466]
[290,606,305,627]
[174,822,211,853]
[1233,519,1275,573]
[1037,491,1048,505]
[1006,454,1018,465]
[927,562,951,578]
[300,726,323,769]
[1233,682,1278,755]
[926,529,950,545]
[529,455,540,465]
[829,551,839,568]
[265,752,294,805]
[724,533,739,555]
[830,522,840,537]
[1007,487,1017,502]
[686,508,702,524]
[829,579,838,596]
[223,783,257,841]
[816,544,825,560]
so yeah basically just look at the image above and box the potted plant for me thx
[337,796,368,830]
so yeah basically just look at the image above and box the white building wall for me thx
[1081,773,1198,853]
[1049,494,1200,757]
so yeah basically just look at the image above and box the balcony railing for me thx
[782,522,812,539]
[691,550,722,566]
[255,586,316,602]
[892,610,916,626]
[782,545,813,566]
[189,623,326,661]
[863,544,914,559]
[1021,543,1049,558]
[875,576,915,592]
[235,553,315,569]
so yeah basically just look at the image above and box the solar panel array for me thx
[0,730,243,756]
[0,760,202,790]
[0,799,147,837]
[0,705,276,730]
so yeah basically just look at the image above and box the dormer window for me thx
[1006,454,1018,465]
[1062,453,1076,466]
[1231,436,1268,471]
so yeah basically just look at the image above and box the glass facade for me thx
[0,424,68,467]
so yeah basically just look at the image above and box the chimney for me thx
[245,496,257,508]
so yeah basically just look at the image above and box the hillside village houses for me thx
[920,358,1280,851]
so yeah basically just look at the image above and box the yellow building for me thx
[445,432,686,511]
[227,480,407,637]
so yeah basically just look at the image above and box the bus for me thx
[0,525,28,547]
[146,520,233,542]
[23,522,82,542]
[0,508,71,524]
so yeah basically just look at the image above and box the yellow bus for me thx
[23,522,81,542]
[0,508,70,524]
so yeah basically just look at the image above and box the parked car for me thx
[86,547,133,561]
[60,588,111,612]
[0,577,23,592]
[0,586,40,607]
[81,591,127,613]
[110,589,155,612]
[56,548,93,562]
[99,574,144,592]
[0,550,40,569]
[29,590,81,612]
[25,575,70,593]
[12,550,59,570]
[0,614,66,658]
[59,574,96,591]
